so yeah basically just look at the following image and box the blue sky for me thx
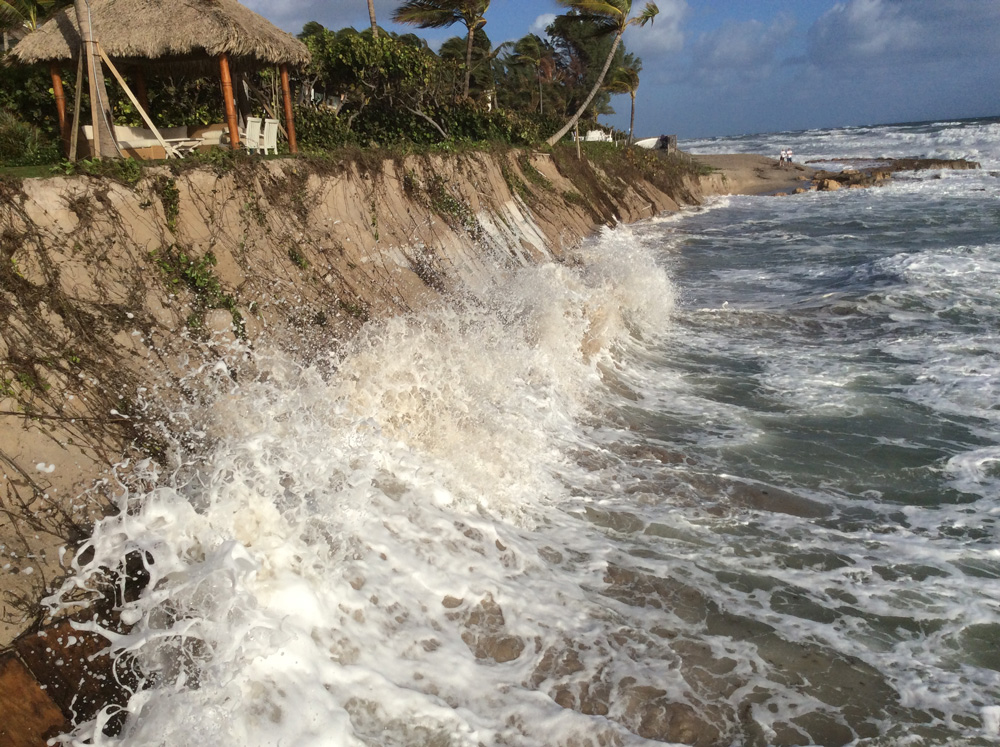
[247,0,1000,139]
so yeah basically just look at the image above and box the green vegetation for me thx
[152,176,180,230]
[2,1,667,169]
[150,246,244,337]
[545,0,659,146]
[53,156,143,185]
[288,245,309,269]
[0,108,59,166]
[338,299,370,321]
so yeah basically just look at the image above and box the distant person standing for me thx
[779,149,788,165]
[787,148,794,164]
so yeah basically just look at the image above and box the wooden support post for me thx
[280,63,297,154]
[219,54,240,150]
[76,3,117,159]
[50,63,69,155]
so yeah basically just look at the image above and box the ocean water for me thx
[51,118,1000,746]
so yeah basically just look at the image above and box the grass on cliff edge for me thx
[0,142,712,199]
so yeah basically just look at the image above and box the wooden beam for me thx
[70,53,83,161]
[0,654,68,747]
[82,39,102,158]
[50,62,69,156]
[97,45,174,156]
[219,54,240,150]
[280,64,298,154]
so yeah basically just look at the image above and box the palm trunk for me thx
[463,26,475,99]
[74,0,118,159]
[545,31,622,147]
[367,0,378,37]
[628,91,635,146]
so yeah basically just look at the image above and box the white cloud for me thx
[808,0,1000,68]
[690,14,795,86]
[531,14,556,36]
[623,0,688,60]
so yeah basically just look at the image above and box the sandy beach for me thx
[691,153,816,195]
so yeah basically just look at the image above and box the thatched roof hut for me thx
[9,0,309,72]
[8,0,309,156]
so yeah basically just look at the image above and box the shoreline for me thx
[1,152,796,646]
[0,149,812,745]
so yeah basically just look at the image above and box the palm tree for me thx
[512,34,553,115]
[1,0,57,49]
[604,54,640,145]
[392,0,490,100]
[366,0,378,37]
[0,0,55,31]
[545,0,657,147]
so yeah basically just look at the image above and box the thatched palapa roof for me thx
[9,0,309,71]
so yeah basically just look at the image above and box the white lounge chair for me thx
[244,117,262,152]
[261,118,279,155]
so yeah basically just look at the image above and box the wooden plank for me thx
[0,653,68,747]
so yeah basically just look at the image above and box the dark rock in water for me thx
[884,157,980,171]
[617,682,720,745]
[812,168,891,190]
[807,157,980,191]
[454,593,525,663]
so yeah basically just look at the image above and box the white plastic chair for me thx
[261,118,279,155]
[244,116,262,152]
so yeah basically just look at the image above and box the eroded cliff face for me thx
[0,149,708,644]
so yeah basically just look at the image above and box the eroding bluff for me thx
[0,149,713,648]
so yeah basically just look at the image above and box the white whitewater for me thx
[51,118,1000,746]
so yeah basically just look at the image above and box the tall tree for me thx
[545,0,657,146]
[510,33,554,114]
[439,27,508,105]
[392,0,490,99]
[367,0,378,37]
[604,52,640,144]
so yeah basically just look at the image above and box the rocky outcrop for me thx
[809,157,980,190]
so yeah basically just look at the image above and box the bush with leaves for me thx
[113,75,224,128]
[0,108,60,166]
[294,105,355,151]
